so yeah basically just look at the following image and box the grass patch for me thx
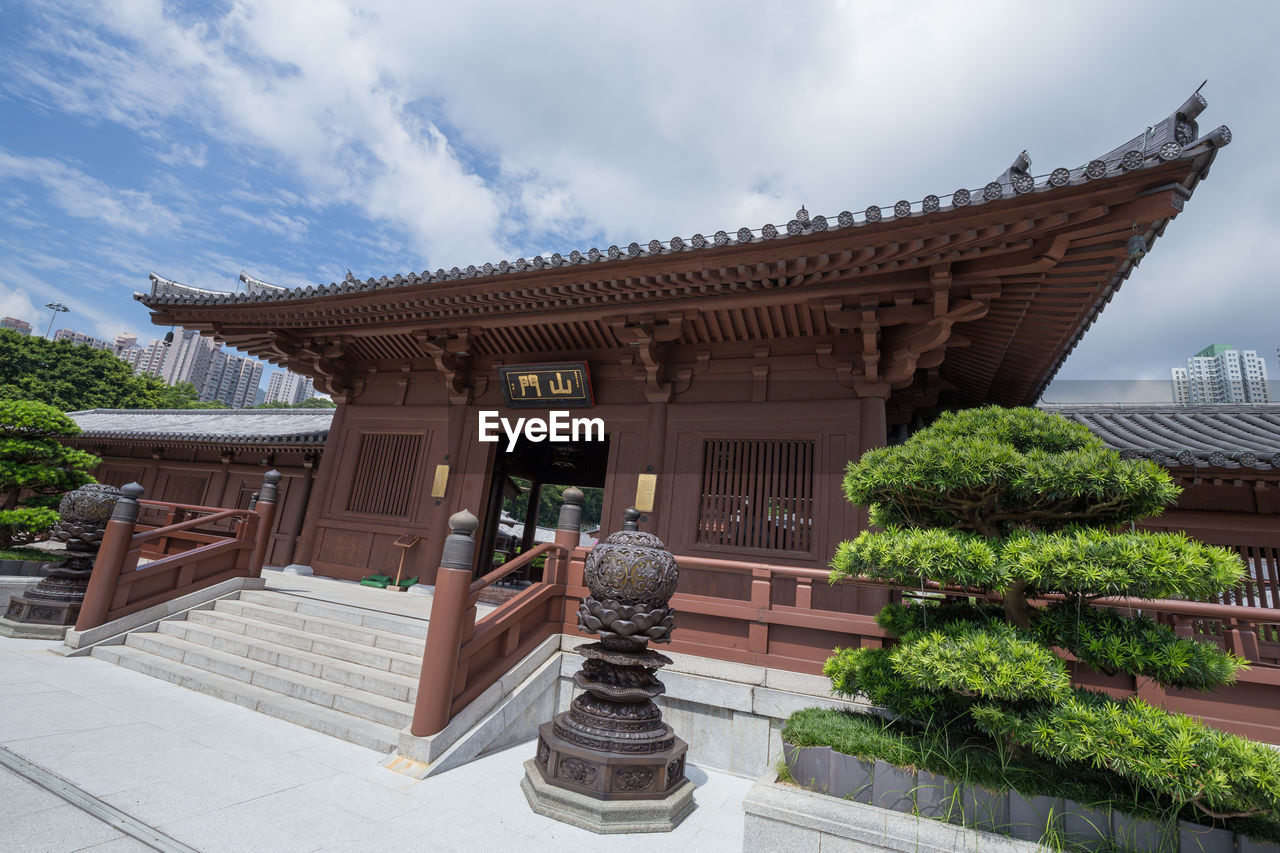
[0,547,53,561]
[781,707,1280,845]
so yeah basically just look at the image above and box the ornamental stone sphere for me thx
[52,483,121,551]
[582,508,678,607]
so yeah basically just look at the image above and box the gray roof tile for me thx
[67,408,333,447]
[1041,404,1280,470]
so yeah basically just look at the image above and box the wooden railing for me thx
[410,504,578,737]
[412,506,1280,743]
[74,472,281,632]
[134,500,249,558]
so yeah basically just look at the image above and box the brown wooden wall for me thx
[84,445,317,567]
[290,354,893,587]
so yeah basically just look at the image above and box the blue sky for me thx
[1,0,1278,395]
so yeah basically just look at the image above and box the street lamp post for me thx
[43,302,69,339]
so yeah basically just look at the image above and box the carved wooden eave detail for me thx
[815,284,995,399]
[608,313,696,403]
[414,329,487,405]
[265,331,361,402]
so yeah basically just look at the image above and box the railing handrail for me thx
[129,508,253,545]
[119,537,249,582]
[138,499,239,514]
[469,541,563,595]
[1086,596,1280,623]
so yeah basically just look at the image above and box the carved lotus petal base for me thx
[533,721,688,803]
[4,592,80,626]
[577,596,675,650]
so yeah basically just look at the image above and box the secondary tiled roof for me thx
[67,408,334,447]
[1042,404,1280,470]
[137,90,1230,309]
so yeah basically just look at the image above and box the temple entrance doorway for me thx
[476,435,609,583]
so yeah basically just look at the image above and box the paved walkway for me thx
[0,634,753,853]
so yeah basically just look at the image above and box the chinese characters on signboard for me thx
[498,362,594,408]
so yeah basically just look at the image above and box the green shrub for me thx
[0,400,99,547]
[821,405,1275,824]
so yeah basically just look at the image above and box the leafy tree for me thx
[141,378,226,409]
[0,330,155,410]
[824,406,1280,822]
[0,400,100,547]
[0,330,228,411]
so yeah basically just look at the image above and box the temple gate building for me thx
[119,91,1231,595]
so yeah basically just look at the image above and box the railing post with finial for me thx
[75,483,143,632]
[248,470,282,577]
[411,509,479,737]
[548,486,584,585]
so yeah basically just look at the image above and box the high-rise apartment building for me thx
[1,317,32,335]
[201,350,264,409]
[160,329,219,387]
[1170,344,1269,404]
[53,328,113,351]
[114,333,138,356]
[123,339,169,377]
[263,370,315,405]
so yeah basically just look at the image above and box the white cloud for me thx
[0,283,41,329]
[3,0,1277,378]
[0,150,176,234]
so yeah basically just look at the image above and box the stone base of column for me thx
[521,759,695,834]
[0,615,69,639]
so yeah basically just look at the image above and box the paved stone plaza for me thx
[0,634,752,852]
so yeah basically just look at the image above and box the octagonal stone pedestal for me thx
[521,758,695,834]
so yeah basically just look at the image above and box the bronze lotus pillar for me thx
[2,484,121,636]
[522,507,694,833]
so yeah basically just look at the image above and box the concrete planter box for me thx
[915,769,961,822]
[871,759,916,814]
[780,738,1276,853]
[829,749,873,803]
[1061,798,1111,851]
[744,771,1039,853]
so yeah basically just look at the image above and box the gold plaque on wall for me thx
[431,464,449,498]
[635,473,656,512]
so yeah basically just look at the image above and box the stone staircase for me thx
[91,589,427,753]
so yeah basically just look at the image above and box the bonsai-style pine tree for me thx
[0,400,100,548]
[825,406,1280,821]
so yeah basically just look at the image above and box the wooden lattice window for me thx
[345,433,424,517]
[161,474,207,507]
[696,438,814,552]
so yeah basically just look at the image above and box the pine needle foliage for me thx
[822,406,1276,824]
[0,400,99,547]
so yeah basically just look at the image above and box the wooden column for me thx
[411,510,478,736]
[248,471,281,577]
[278,455,316,566]
[76,483,143,632]
[208,451,233,506]
[292,403,348,566]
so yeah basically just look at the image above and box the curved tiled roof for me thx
[1041,404,1280,470]
[67,408,333,447]
[137,91,1231,310]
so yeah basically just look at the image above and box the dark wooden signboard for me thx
[498,362,594,408]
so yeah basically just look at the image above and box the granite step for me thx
[236,589,430,638]
[92,645,401,752]
[184,609,423,677]
[120,631,414,729]
[211,599,427,657]
[155,618,419,703]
